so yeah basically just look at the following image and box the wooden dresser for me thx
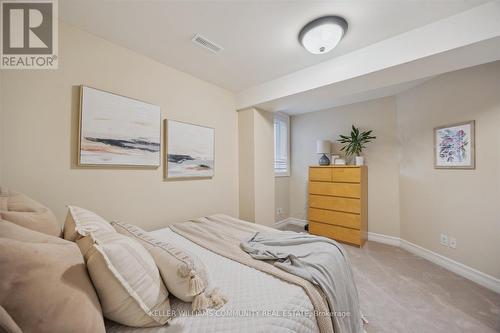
[307,165,367,247]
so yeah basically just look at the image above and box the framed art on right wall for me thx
[164,119,215,179]
[434,120,475,169]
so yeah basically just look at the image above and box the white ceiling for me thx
[60,0,488,92]
[239,2,500,114]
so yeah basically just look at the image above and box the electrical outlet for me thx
[449,237,457,249]
[276,208,283,215]
[440,234,449,246]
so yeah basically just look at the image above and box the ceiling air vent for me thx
[191,34,223,54]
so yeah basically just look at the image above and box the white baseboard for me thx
[275,220,500,294]
[400,239,500,294]
[275,217,307,228]
[367,232,401,247]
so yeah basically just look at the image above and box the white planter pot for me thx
[355,156,364,166]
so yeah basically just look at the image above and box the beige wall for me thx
[274,177,289,222]
[0,22,238,231]
[238,109,255,222]
[397,61,500,278]
[0,69,3,183]
[253,109,275,226]
[238,108,275,226]
[289,97,401,237]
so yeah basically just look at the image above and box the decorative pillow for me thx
[63,205,115,241]
[76,231,171,327]
[112,222,226,311]
[0,187,61,237]
[0,220,105,333]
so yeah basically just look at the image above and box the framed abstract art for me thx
[164,119,215,179]
[434,120,475,169]
[78,86,161,167]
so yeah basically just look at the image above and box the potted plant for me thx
[338,125,376,165]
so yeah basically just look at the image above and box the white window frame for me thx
[274,112,290,177]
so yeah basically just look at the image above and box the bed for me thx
[106,227,320,333]
[1,189,360,333]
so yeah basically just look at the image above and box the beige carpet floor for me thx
[277,223,500,332]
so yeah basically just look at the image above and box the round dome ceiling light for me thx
[299,16,348,55]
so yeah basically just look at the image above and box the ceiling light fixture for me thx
[299,16,348,55]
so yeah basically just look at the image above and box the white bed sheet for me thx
[105,227,320,333]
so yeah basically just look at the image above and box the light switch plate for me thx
[449,237,457,249]
[440,234,449,246]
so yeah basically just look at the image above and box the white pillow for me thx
[77,232,171,327]
[112,222,226,311]
[63,206,115,241]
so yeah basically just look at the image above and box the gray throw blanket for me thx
[241,231,363,333]
[170,215,334,333]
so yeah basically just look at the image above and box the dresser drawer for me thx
[309,168,332,182]
[309,195,361,214]
[309,222,361,246]
[332,168,361,183]
[308,208,361,229]
[309,181,361,198]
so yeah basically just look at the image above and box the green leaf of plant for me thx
[337,125,376,157]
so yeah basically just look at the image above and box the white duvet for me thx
[105,227,320,333]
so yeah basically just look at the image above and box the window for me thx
[274,113,290,176]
